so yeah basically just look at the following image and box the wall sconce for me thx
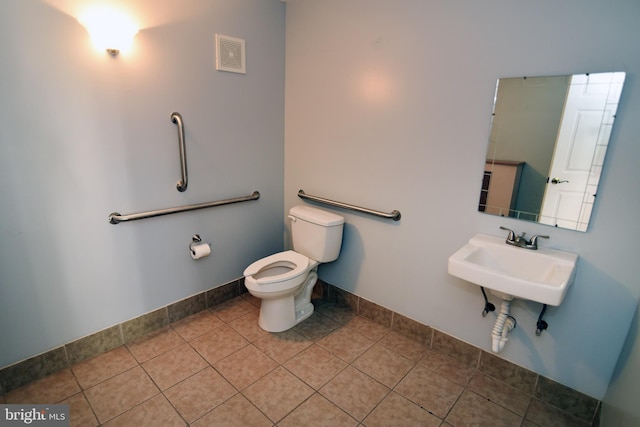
[78,7,138,56]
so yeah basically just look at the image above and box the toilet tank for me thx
[289,205,345,262]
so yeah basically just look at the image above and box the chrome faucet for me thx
[527,234,549,250]
[500,226,528,247]
[499,226,516,243]
[499,226,548,250]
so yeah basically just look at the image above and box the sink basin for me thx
[448,233,578,306]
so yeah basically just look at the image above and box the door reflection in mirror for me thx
[479,72,625,232]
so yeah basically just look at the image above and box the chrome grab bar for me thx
[108,191,260,224]
[298,190,401,221]
[171,112,188,192]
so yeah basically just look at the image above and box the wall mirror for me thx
[478,72,625,232]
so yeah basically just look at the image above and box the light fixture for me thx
[78,6,138,56]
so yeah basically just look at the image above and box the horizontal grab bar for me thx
[108,191,260,224]
[298,190,401,221]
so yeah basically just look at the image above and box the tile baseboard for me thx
[321,281,601,426]
[0,277,601,426]
[0,278,245,394]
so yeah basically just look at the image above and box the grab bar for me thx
[171,112,188,192]
[298,190,401,221]
[108,191,260,224]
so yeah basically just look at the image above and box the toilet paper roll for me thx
[190,243,211,260]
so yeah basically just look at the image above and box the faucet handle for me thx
[499,226,516,242]
[527,234,549,249]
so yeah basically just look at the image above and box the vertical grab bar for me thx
[171,112,188,192]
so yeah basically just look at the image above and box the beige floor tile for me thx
[468,373,531,416]
[3,299,582,427]
[142,343,208,390]
[189,325,249,365]
[479,352,537,394]
[353,344,415,388]
[378,331,428,362]
[191,393,272,427]
[3,291,591,427]
[126,327,184,363]
[72,346,137,389]
[84,366,159,424]
[315,302,357,324]
[292,312,341,341]
[103,394,185,426]
[210,296,257,323]
[164,367,236,423]
[227,310,270,342]
[279,393,358,427]
[171,310,224,341]
[317,327,374,363]
[241,293,262,307]
[320,366,389,421]
[4,369,80,404]
[60,392,99,427]
[446,390,523,427]
[344,316,391,341]
[363,391,442,427]
[284,344,347,390]
[420,349,477,387]
[214,344,278,390]
[253,329,313,364]
[395,364,463,419]
[243,366,314,423]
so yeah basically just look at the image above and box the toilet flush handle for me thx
[288,215,297,222]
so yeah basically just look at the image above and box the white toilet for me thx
[243,205,345,332]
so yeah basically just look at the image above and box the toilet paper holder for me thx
[189,234,210,255]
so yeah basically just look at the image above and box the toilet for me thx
[243,205,345,332]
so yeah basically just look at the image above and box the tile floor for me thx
[1,295,592,426]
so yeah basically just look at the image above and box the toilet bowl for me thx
[244,250,319,332]
[243,205,345,332]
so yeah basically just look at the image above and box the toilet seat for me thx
[243,250,310,285]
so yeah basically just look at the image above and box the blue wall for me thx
[284,0,640,399]
[0,0,285,366]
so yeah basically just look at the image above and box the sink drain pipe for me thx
[491,300,516,352]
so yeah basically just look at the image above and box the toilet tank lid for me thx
[290,205,345,226]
